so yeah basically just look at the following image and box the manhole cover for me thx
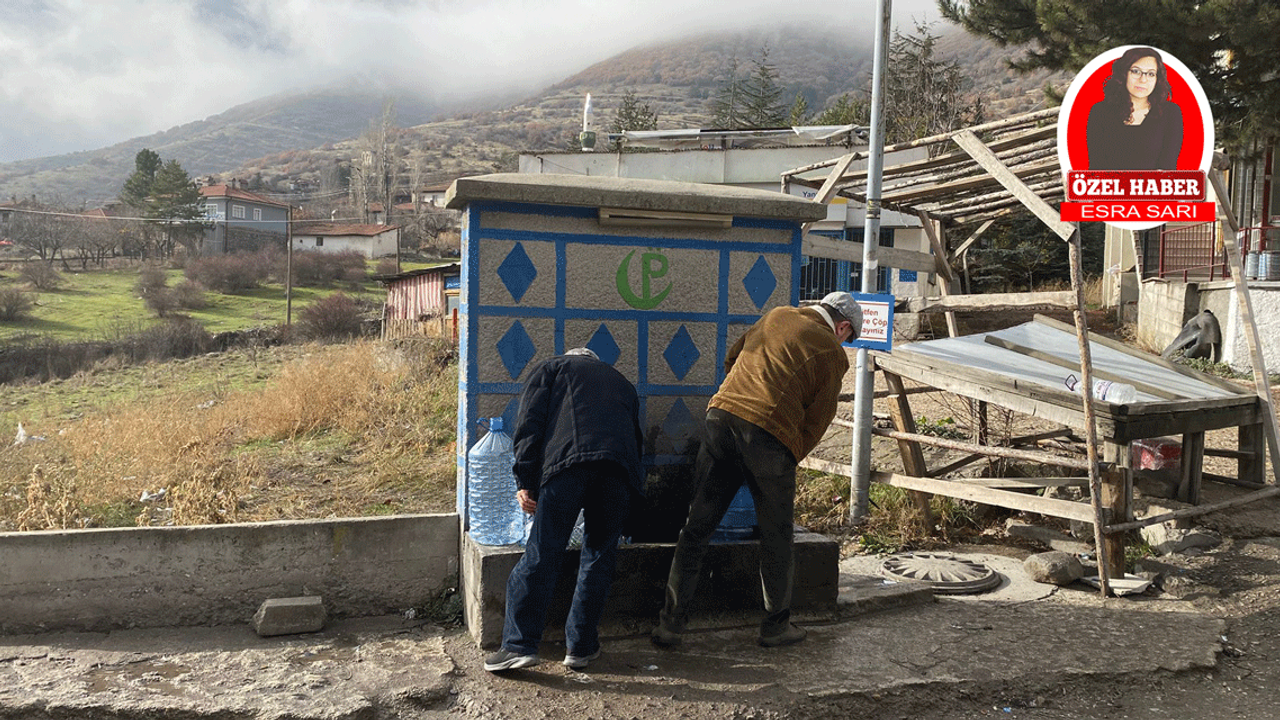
[880,553,1002,594]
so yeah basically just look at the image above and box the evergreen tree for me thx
[882,22,983,146]
[121,149,162,209]
[741,47,787,128]
[609,89,659,150]
[708,55,746,129]
[814,93,869,126]
[120,154,206,258]
[788,92,810,126]
[938,0,1280,148]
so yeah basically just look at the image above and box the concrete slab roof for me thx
[445,172,829,222]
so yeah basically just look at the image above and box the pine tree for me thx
[882,22,983,147]
[121,149,162,209]
[741,47,787,128]
[938,0,1280,148]
[708,55,746,129]
[788,92,810,126]
[610,89,659,150]
[814,93,869,126]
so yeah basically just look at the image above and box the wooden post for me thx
[917,211,959,337]
[883,371,936,528]
[1178,431,1205,504]
[1239,422,1265,487]
[1099,443,1131,580]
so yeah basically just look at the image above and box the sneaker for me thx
[484,649,540,672]
[562,649,601,670]
[650,624,683,648]
[758,623,807,648]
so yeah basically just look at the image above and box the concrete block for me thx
[253,596,327,637]
[462,530,840,648]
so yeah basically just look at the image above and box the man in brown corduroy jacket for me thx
[654,292,861,649]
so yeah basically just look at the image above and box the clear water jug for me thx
[466,417,525,545]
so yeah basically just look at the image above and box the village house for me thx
[199,182,291,254]
[292,221,400,259]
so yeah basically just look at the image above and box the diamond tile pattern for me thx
[497,321,537,379]
[663,325,700,381]
[743,255,777,310]
[497,243,537,302]
[662,399,695,452]
[586,324,621,366]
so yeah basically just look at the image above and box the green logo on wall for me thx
[616,249,672,309]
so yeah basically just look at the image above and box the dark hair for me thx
[1098,47,1174,126]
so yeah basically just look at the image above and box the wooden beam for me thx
[802,235,937,273]
[950,129,1075,241]
[867,427,1094,471]
[882,372,936,526]
[1105,484,1280,533]
[953,220,995,258]
[871,471,1099,524]
[917,211,959,337]
[1209,169,1280,484]
[905,290,1076,314]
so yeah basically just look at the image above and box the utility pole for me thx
[850,0,892,523]
[286,205,293,327]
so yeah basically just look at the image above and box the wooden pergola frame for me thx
[782,109,1280,594]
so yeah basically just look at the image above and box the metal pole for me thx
[850,0,892,522]
[286,206,293,327]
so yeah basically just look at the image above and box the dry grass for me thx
[0,338,459,530]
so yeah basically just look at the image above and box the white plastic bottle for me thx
[1064,374,1138,404]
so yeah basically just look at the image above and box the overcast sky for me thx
[0,0,939,164]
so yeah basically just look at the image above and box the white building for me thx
[292,222,399,259]
[519,126,937,305]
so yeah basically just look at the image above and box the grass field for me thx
[0,259,445,340]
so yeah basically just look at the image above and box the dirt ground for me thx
[783,314,1280,719]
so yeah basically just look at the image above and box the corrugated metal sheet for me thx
[896,321,1235,401]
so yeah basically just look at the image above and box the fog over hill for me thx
[0,23,1067,207]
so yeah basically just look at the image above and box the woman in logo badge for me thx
[1085,47,1183,170]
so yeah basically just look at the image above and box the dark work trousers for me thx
[501,460,631,657]
[661,408,798,635]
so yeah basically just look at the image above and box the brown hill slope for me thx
[0,23,1069,204]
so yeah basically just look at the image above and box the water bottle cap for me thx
[490,416,504,432]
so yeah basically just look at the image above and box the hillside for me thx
[0,23,1069,204]
[0,79,444,205]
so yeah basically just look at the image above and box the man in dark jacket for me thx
[653,292,861,649]
[484,347,644,673]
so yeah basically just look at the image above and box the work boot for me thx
[758,622,807,648]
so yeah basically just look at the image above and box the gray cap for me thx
[564,347,599,360]
[821,292,863,339]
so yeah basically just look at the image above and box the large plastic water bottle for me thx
[1063,374,1138,404]
[466,417,525,545]
[711,484,757,543]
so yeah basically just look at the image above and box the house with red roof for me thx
[199,182,291,254]
[292,222,400,259]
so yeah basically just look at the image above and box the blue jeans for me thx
[501,461,630,657]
